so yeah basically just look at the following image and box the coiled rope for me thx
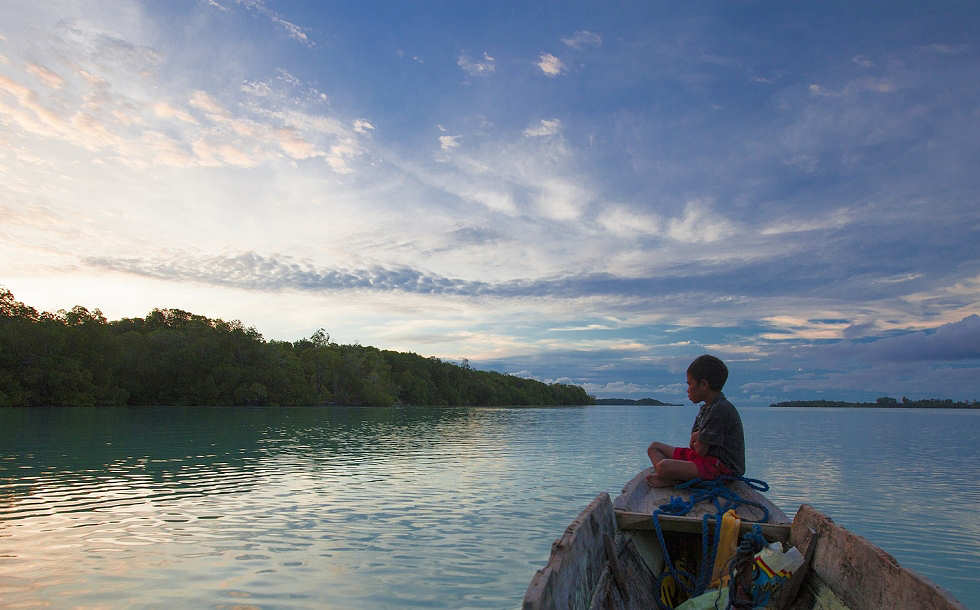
[652,476,771,610]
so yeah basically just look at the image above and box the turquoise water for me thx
[1,405,977,608]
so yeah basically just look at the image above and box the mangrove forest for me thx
[0,289,593,408]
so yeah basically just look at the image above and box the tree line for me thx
[770,397,979,409]
[0,289,593,408]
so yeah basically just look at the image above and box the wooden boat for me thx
[523,467,965,609]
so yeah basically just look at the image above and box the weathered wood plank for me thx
[791,504,966,610]
[612,467,791,524]
[523,492,618,610]
[774,526,816,609]
[586,537,662,610]
[614,510,791,543]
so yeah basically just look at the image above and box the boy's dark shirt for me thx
[691,393,745,476]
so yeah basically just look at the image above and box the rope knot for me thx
[651,475,772,609]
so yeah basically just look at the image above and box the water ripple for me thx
[0,405,977,608]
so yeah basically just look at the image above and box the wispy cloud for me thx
[666,200,732,243]
[152,101,198,124]
[561,30,602,49]
[851,54,874,68]
[598,206,662,237]
[227,0,313,46]
[241,80,271,96]
[353,119,374,134]
[4,2,979,403]
[582,380,651,396]
[25,63,64,89]
[0,42,369,174]
[439,134,461,151]
[537,53,566,77]
[808,83,839,97]
[923,43,969,55]
[457,51,495,77]
[523,118,562,137]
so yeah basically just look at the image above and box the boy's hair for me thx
[687,354,728,391]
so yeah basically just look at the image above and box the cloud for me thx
[241,80,272,97]
[78,249,846,301]
[852,55,874,68]
[189,90,228,116]
[55,21,162,74]
[808,83,839,97]
[457,52,495,77]
[444,226,501,248]
[85,251,493,295]
[231,0,313,46]
[25,63,64,89]
[534,178,589,220]
[809,78,895,99]
[0,50,369,173]
[396,50,424,64]
[747,363,980,402]
[273,127,318,159]
[152,101,199,124]
[139,130,197,167]
[274,68,327,102]
[654,383,687,396]
[325,139,361,173]
[561,30,602,49]
[537,53,566,77]
[666,200,731,243]
[0,74,63,138]
[582,380,651,396]
[923,43,969,55]
[837,315,980,363]
[856,77,896,93]
[598,206,662,237]
[353,119,374,134]
[760,208,853,235]
[439,134,461,151]
[523,118,562,137]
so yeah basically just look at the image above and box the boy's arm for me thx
[692,438,708,456]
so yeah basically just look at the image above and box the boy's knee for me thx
[647,442,666,462]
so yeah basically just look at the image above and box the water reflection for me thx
[1,405,977,608]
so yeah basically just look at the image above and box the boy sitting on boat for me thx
[646,354,745,487]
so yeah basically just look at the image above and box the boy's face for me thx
[686,373,711,404]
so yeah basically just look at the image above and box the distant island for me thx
[592,398,682,406]
[0,288,593,408]
[771,397,979,409]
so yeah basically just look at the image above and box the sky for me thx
[1,1,979,405]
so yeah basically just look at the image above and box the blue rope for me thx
[697,513,723,592]
[727,524,768,608]
[650,475,771,609]
[652,505,697,610]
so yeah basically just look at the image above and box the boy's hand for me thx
[689,430,699,449]
[692,439,708,456]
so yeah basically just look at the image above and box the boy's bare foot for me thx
[645,474,675,488]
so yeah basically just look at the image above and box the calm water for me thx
[1,405,977,608]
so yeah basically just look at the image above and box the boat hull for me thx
[523,469,964,609]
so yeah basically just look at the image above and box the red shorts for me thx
[672,447,732,480]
